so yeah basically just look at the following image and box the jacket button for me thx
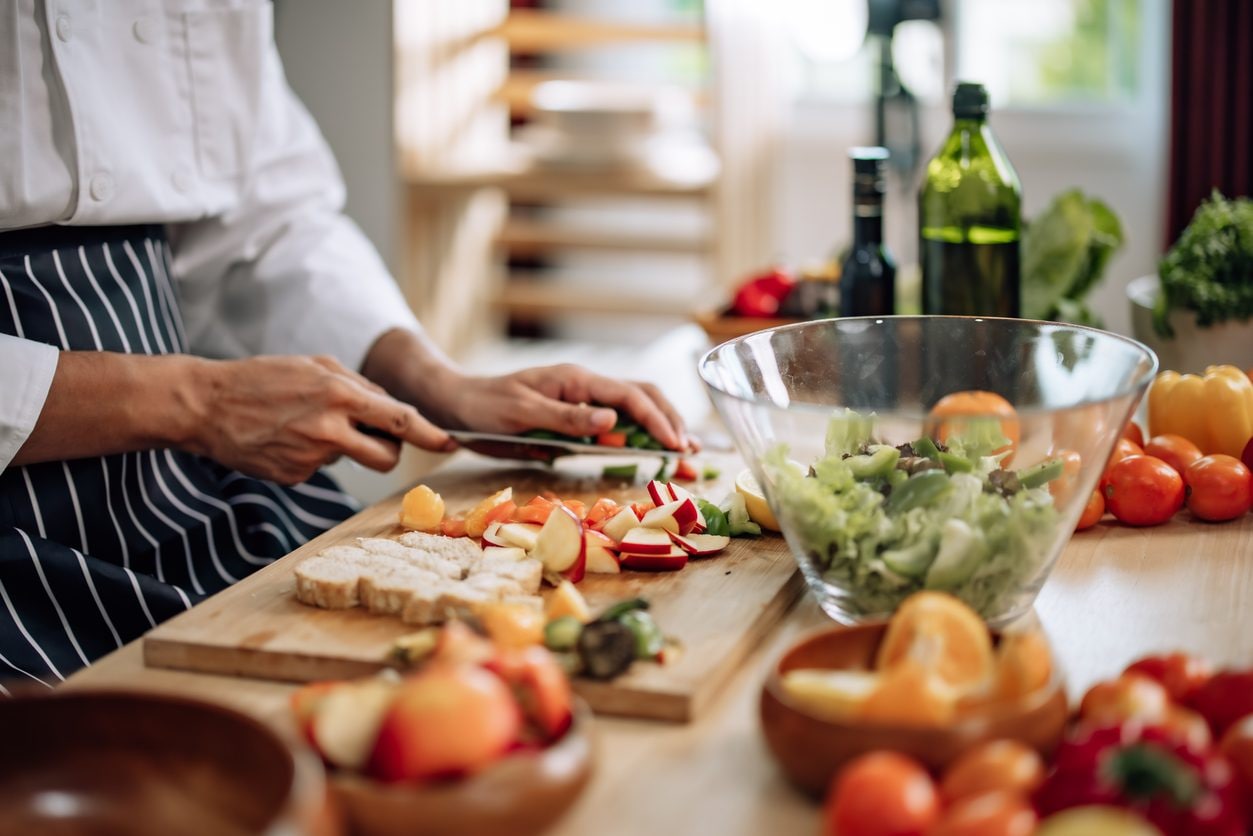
[55,14,72,42]
[133,16,157,44]
[89,174,115,202]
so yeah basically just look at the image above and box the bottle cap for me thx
[849,147,888,203]
[952,82,989,118]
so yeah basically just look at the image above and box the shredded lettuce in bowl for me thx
[763,410,1061,619]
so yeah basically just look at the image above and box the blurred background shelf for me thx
[495,8,704,51]
[493,278,699,318]
[495,219,710,255]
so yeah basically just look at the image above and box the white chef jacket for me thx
[0,0,422,472]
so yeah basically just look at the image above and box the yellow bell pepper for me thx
[1148,365,1253,458]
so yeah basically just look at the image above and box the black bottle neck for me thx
[853,205,884,247]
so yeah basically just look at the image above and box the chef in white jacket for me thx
[0,1,689,687]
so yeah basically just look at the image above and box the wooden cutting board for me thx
[143,455,804,722]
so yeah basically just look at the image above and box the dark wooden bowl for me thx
[760,622,1069,797]
[331,698,595,836]
[0,690,329,836]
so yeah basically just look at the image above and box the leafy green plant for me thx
[1022,189,1124,327]
[1154,191,1253,337]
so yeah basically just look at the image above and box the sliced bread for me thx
[293,555,362,609]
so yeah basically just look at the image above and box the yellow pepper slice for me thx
[1148,365,1253,458]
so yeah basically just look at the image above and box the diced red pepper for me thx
[672,459,698,482]
[560,499,587,520]
[513,496,556,525]
[596,431,628,448]
[584,497,621,529]
[483,500,517,526]
[440,517,468,538]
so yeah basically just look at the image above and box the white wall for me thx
[773,4,1172,337]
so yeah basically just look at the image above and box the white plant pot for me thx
[1128,275,1253,375]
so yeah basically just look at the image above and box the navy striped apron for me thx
[0,224,358,690]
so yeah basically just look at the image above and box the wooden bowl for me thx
[760,623,1069,797]
[0,690,329,836]
[331,698,595,836]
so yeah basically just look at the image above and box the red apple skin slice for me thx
[481,522,511,548]
[617,527,674,555]
[620,549,688,571]
[311,679,399,770]
[584,530,620,574]
[600,507,641,544]
[666,482,694,503]
[668,531,731,557]
[639,500,683,534]
[646,480,670,507]
[671,498,700,535]
[561,547,587,584]
[533,505,585,573]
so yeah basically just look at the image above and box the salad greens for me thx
[763,409,1061,618]
[1022,189,1124,327]
[1154,191,1253,337]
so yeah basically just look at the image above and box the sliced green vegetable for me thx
[577,621,637,680]
[653,458,672,481]
[886,470,952,514]
[720,492,762,537]
[701,465,721,480]
[602,463,639,481]
[1018,458,1065,489]
[846,445,901,480]
[913,437,941,459]
[924,518,986,590]
[887,468,909,489]
[618,610,665,659]
[596,597,650,623]
[697,499,730,537]
[543,615,584,652]
[881,538,936,578]
[938,450,974,474]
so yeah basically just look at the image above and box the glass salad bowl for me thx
[698,316,1157,626]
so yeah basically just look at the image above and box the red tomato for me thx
[1122,421,1145,448]
[1219,714,1253,793]
[927,791,1036,836]
[1187,670,1253,737]
[672,459,699,482]
[1143,433,1203,476]
[939,740,1045,804]
[1242,436,1253,473]
[1100,438,1145,490]
[1124,652,1213,703]
[1102,455,1184,526]
[824,752,940,836]
[1184,454,1253,522]
[1079,673,1171,726]
[1075,489,1105,531]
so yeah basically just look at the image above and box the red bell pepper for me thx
[1187,669,1253,737]
[1034,723,1249,836]
[730,268,794,318]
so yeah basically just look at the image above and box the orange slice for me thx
[993,629,1054,700]
[875,592,994,697]
[464,487,513,538]
[858,660,957,727]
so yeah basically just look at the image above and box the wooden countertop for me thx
[65,457,1253,835]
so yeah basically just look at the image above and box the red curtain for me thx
[1167,0,1253,245]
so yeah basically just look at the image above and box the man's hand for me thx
[191,355,453,484]
[447,365,693,451]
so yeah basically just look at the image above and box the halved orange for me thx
[993,629,1054,700]
[857,660,957,727]
[875,592,994,697]
[925,390,1020,464]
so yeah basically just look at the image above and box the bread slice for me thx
[499,594,545,613]
[397,531,482,570]
[293,555,362,609]
[462,573,526,601]
[400,581,459,625]
[475,557,543,595]
[358,564,444,615]
[357,537,462,579]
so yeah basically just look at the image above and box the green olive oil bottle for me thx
[919,82,1022,317]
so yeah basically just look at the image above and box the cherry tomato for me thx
[1124,652,1213,703]
[1100,438,1145,490]
[928,791,1036,836]
[1103,455,1184,526]
[1187,670,1253,737]
[1049,449,1083,503]
[1184,454,1253,522]
[940,740,1045,804]
[1075,489,1104,531]
[1079,673,1170,726]
[824,752,940,836]
[1122,421,1145,448]
[1219,714,1253,793]
[1143,433,1203,476]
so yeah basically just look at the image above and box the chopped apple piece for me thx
[639,500,682,534]
[618,527,674,555]
[600,507,641,544]
[482,545,528,562]
[646,479,670,507]
[619,548,688,571]
[584,530,620,574]
[532,505,585,574]
[311,678,399,770]
[666,482,694,503]
[495,522,542,552]
[668,532,731,557]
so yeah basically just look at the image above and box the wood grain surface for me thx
[142,455,802,722]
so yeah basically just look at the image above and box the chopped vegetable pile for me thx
[763,410,1061,618]
[1154,191,1253,337]
[523,411,666,451]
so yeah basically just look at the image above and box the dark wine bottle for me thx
[841,147,896,317]
[919,82,1021,317]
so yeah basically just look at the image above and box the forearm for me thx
[360,328,464,427]
[12,352,208,466]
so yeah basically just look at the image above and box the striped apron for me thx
[0,224,358,690]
